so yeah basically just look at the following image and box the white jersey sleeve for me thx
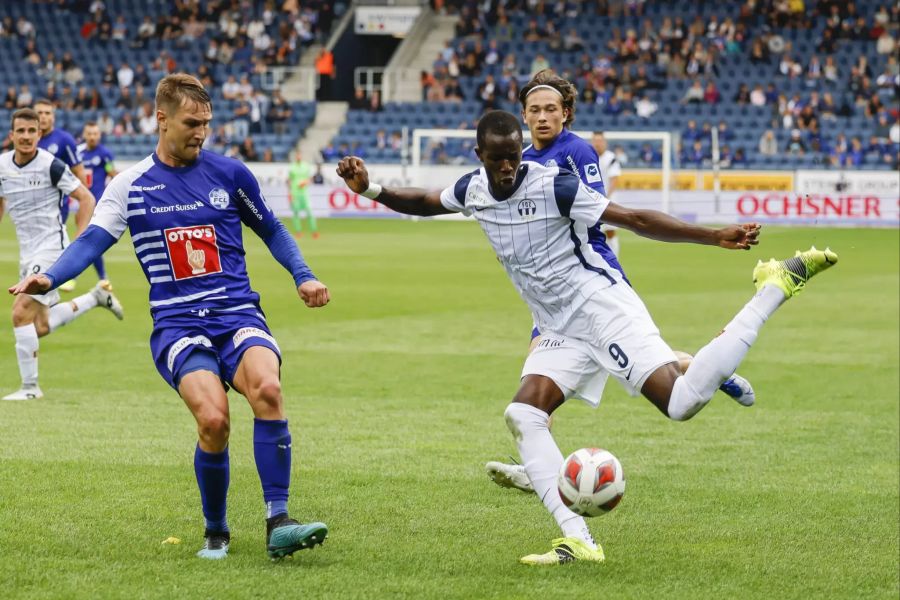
[89,166,130,239]
[55,161,82,195]
[552,168,609,227]
[439,168,480,215]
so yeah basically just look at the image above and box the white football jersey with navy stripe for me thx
[440,161,623,333]
[0,148,81,261]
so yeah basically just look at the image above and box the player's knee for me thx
[252,379,282,408]
[11,306,34,327]
[198,412,230,443]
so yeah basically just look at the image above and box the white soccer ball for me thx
[558,448,626,517]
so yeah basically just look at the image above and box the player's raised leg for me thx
[651,247,837,421]
[233,346,328,559]
[301,197,319,239]
[178,356,232,560]
[504,376,605,565]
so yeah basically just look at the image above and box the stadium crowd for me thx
[355,0,898,168]
[1,0,337,161]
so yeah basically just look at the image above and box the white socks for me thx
[668,285,786,420]
[504,402,596,548]
[13,324,39,387]
[48,292,98,332]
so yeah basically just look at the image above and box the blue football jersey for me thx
[38,128,82,168]
[523,129,626,279]
[79,143,115,200]
[89,150,282,320]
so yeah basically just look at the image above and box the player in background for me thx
[591,131,621,256]
[11,74,330,561]
[0,108,123,401]
[34,99,99,292]
[337,110,837,565]
[485,73,756,492]
[78,121,117,289]
[288,149,318,238]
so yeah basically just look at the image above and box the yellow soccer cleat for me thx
[752,246,838,299]
[59,279,77,292]
[520,537,605,566]
[98,279,113,292]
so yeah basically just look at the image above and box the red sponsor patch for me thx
[164,224,223,280]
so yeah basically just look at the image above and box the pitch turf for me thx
[0,219,897,599]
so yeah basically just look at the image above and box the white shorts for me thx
[522,283,677,407]
[19,251,63,307]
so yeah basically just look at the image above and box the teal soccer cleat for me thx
[266,515,328,559]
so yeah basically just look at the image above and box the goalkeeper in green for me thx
[287,150,318,238]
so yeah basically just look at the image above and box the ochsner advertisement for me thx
[120,161,900,227]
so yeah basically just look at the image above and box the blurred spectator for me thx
[222,75,240,100]
[750,84,766,106]
[315,47,335,100]
[266,90,292,135]
[112,16,127,42]
[231,99,251,140]
[682,79,704,104]
[530,53,550,76]
[261,148,274,162]
[138,102,157,134]
[117,61,134,88]
[639,142,661,165]
[634,95,657,119]
[115,111,136,136]
[734,83,751,104]
[133,64,151,87]
[368,90,383,113]
[785,129,807,155]
[682,119,702,142]
[3,86,16,109]
[240,138,259,161]
[97,112,114,135]
[703,81,721,103]
[758,130,778,156]
[732,148,747,166]
[16,84,32,108]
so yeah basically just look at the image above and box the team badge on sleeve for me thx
[584,163,604,184]
[164,225,223,280]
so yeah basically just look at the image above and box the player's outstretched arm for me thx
[336,156,451,217]
[601,202,761,250]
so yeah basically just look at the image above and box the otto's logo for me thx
[208,188,229,210]
[164,225,222,280]
[517,199,537,217]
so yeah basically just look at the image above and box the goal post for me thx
[410,129,673,213]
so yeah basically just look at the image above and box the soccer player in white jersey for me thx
[10,74,330,560]
[0,108,123,401]
[591,131,622,256]
[485,73,755,494]
[337,110,837,565]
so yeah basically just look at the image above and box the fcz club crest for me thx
[517,199,537,217]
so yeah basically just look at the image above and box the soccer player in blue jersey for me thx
[34,99,106,292]
[12,74,330,560]
[337,110,837,564]
[77,121,117,288]
[487,73,758,491]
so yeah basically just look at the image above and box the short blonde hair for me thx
[155,73,211,114]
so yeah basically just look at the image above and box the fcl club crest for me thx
[208,188,230,210]
[517,199,537,217]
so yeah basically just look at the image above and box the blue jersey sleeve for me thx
[232,161,316,286]
[44,225,117,288]
[61,132,82,167]
[569,143,606,196]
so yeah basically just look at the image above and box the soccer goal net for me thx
[410,129,673,213]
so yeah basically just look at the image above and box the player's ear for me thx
[156,110,166,132]
[474,146,482,162]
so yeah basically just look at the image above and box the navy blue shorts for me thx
[149,307,281,390]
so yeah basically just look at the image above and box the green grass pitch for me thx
[0,218,897,599]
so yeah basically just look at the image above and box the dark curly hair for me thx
[518,69,578,128]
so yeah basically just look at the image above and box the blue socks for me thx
[253,418,291,518]
[194,445,230,532]
[93,256,107,280]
